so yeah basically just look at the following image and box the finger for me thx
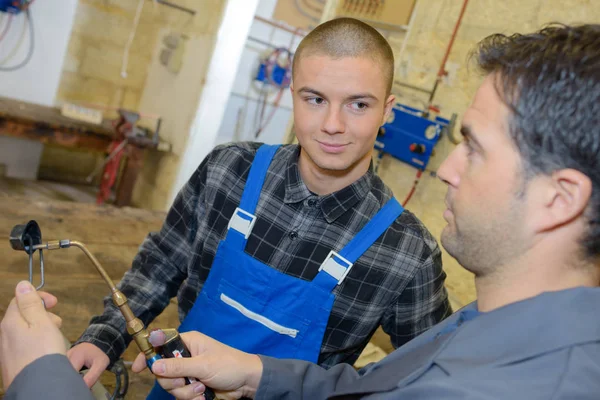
[47,312,63,328]
[149,329,167,347]
[180,331,205,351]
[164,381,206,400]
[82,361,105,388]
[14,281,50,326]
[67,347,86,372]
[132,352,148,373]
[179,331,214,357]
[155,376,186,391]
[151,357,201,379]
[37,291,58,309]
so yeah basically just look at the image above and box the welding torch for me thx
[9,221,216,400]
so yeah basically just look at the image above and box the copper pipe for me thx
[435,0,469,79]
[69,241,156,360]
[69,241,117,289]
[427,0,469,108]
[32,240,158,361]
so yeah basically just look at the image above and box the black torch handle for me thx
[158,335,216,400]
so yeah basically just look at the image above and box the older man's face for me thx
[437,74,529,276]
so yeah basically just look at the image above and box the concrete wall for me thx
[41,0,227,208]
[129,0,230,210]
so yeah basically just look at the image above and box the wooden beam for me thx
[0,117,112,152]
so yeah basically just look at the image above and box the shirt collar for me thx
[283,146,375,223]
[283,146,312,204]
[442,287,600,366]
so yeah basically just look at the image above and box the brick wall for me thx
[371,0,600,307]
[39,0,226,202]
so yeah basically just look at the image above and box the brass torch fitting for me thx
[37,239,159,361]
[111,290,156,359]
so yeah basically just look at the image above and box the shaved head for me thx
[292,17,395,95]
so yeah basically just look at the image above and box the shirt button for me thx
[307,199,316,207]
[289,231,298,239]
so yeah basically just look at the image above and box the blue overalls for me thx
[148,144,404,399]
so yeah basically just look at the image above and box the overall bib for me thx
[148,144,404,399]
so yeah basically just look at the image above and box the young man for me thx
[126,23,600,399]
[67,17,451,398]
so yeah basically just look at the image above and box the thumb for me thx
[15,280,48,326]
[151,357,200,379]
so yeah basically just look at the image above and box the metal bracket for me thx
[155,0,196,16]
[9,220,45,289]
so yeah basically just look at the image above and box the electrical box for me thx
[375,103,455,170]
[0,0,27,13]
[255,48,293,88]
[255,62,291,88]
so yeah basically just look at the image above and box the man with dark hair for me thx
[121,23,600,399]
[66,16,451,399]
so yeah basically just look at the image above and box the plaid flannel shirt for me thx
[77,142,451,368]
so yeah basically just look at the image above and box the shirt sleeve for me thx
[256,355,360,400]
[381,242,453,349]
[4,354,95,400]
[74,153,212,364]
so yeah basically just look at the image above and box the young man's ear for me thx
[534,169,592,232]
[290,82,294,94]
[382,95,395,126]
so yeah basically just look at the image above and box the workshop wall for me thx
[370,0,600,308]
[40,0,226,200]
[0,1,77,180]
[131,26,222,210]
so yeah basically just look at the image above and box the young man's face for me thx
[437,74,530,275]
[290,55,394,175]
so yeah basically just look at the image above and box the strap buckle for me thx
[318,250,354,284]
[227,207,257,239]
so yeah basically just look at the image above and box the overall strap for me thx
[226,144,280,245]
[312,197,404,292]
[340,197,404,262]
[239,144,281,213]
